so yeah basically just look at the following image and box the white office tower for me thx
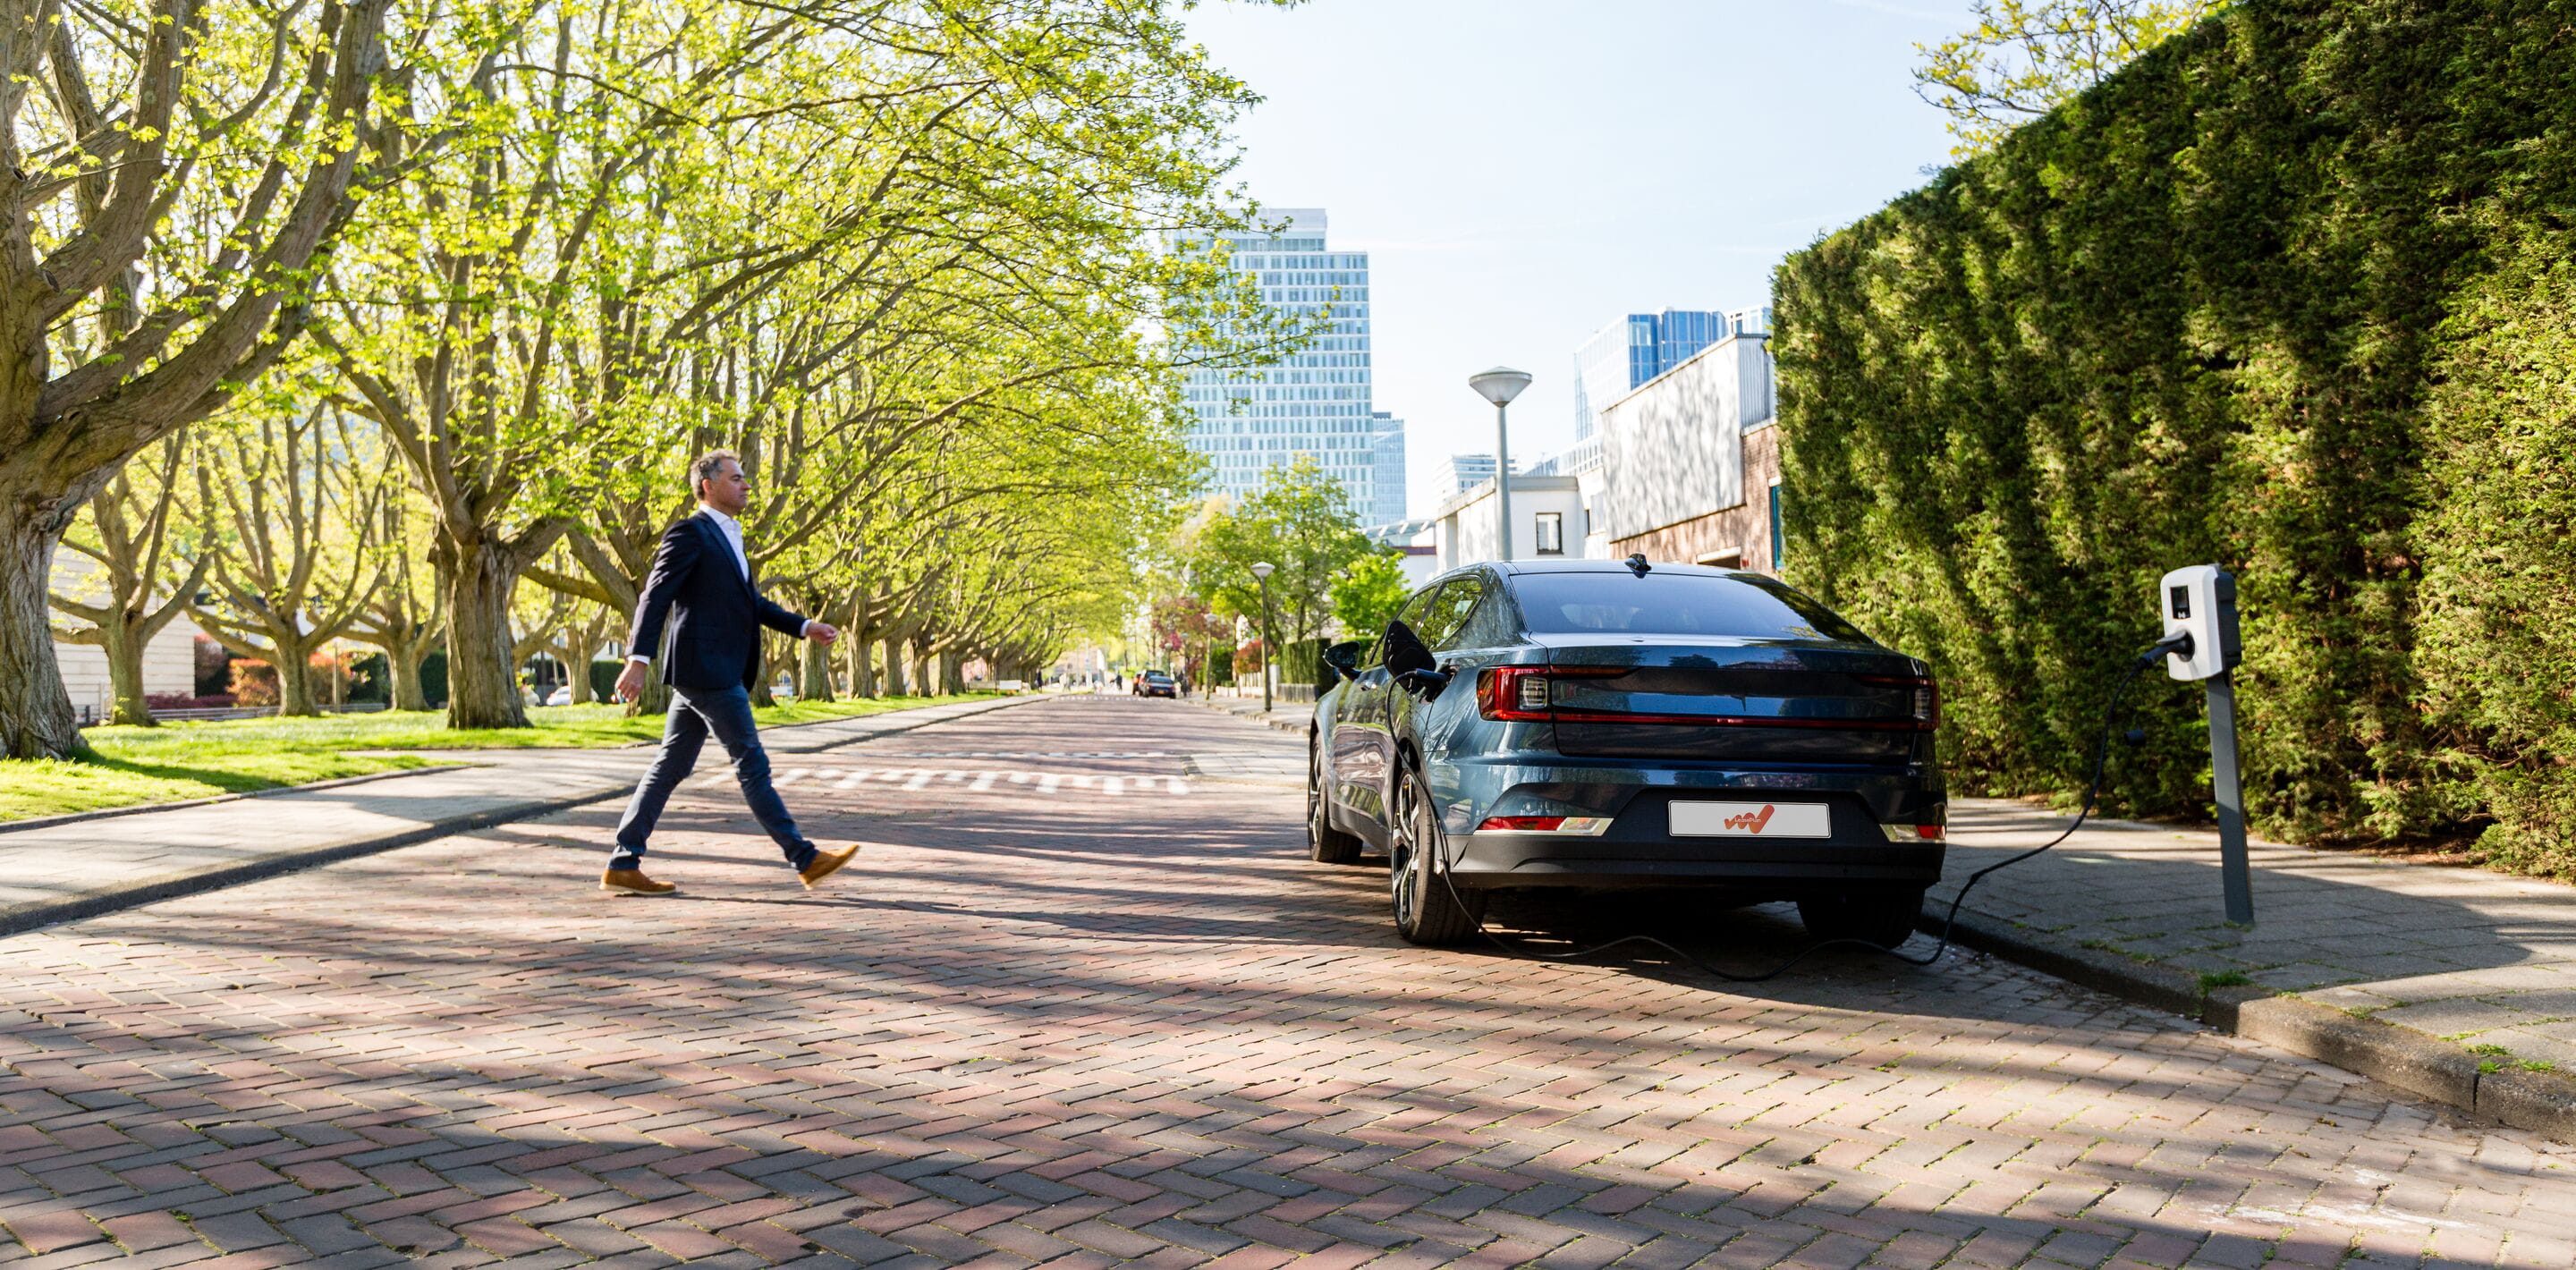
[1368,412,1408,525]
[1176,209,1378,513]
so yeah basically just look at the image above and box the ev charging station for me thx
[2160,565,2254,924]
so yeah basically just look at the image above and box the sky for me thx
[1180,0,1980,518]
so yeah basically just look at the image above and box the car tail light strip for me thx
[1474,816,1614,835]
[1477,666,1939,732]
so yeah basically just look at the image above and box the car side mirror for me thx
[1323,640,1363,681]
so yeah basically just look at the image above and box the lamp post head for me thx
[1468,366,1532,407]
[1250,562,1275,581]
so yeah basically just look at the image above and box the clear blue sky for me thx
[1181,0,1979,517]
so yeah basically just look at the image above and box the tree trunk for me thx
[943,653,964,694]
[101,618,154,727]
[563,626,595,705]
[881,634,908,696]
[275,640,320,717]
[847,629,875,698]
[749,633,777,707]
[389,635,429,713]
[445,541,529,730]
[0,513,82,758]
[801,636,835,703]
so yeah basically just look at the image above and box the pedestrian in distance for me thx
[601,450,860,896]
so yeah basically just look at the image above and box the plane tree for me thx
[47,437,213,725]
[0,0,398,757]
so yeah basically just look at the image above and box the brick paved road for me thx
[4,697,2573,1267]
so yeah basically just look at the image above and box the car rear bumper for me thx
[1429,755,1945,891]
[1445,834,1944,889]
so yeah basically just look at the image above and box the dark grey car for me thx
[1309,559,1946,946]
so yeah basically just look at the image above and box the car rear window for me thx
[1511,572,1872,642]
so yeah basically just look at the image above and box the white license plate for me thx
[1670,800,1832,838]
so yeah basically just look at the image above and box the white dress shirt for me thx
[627,504,816,665]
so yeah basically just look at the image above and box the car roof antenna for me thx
[1623,553,1651,578]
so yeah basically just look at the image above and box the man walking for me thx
[601,450,860,895]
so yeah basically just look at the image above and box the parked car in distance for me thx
[1309,558,1945,947]
[544,686,574,707]
[1132,669,1178,698]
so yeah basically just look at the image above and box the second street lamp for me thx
[1250,561,1276,713]
[1468,366,1533,561]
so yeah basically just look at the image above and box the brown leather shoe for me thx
[799,844,861,890]
[600,868,677,896]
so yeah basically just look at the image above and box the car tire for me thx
[1796,886,1926,949]
[1391,765,1484,945]
[1308,739,1363,864]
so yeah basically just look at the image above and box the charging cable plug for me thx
[2135,629,2193,669]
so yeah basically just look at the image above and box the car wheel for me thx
[1796,886,1926,948]
[1390,765,1484,945]
[1308,738,1363,864]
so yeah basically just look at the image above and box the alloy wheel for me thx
[1391,774,1423,927]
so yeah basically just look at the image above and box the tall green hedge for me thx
[1775,0,2576,862]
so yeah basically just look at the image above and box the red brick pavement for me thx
[3,697,2572,1266]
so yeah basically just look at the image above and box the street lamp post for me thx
[1469,367,1533,561]
[1250,562,1276,713]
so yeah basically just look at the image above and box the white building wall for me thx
[1430,475,1591,572]
[48,553,207,721]
[1597,334,1774,542]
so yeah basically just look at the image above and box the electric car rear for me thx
[1309,559,1945,945]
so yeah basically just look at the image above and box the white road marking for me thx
[1038,773,1063,793]
[902,770,933,790]
[969,771,998,792]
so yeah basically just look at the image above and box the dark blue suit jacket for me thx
[626,512,809,690]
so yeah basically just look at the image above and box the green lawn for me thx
[0,694,991,825]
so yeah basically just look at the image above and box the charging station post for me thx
[2161,565,2252,923]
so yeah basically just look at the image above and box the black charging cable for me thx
[1429,635,2182,985]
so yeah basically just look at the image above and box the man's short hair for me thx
[690,449,741,494]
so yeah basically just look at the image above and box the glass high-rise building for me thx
[1572,308,1751,439]
[1175,208,1397,520]
[1368,412,1407,525]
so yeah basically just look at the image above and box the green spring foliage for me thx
[1774,0,2576,867]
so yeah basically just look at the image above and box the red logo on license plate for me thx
[1723,804,1776,834]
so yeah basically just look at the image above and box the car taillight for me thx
[1477,665,1622,722]
[1475,816,1614,834]
[1879,823,1947,842]
[1478,666,1551,721]
[1856,674,1939,731]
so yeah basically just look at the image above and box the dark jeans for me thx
[609,682,816,871]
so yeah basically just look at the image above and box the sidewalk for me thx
[1937,800,2576,1140]
[0,695,1038,939]
[1215,695,2576,1139]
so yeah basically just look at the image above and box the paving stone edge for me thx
[0,695,1042,940]
[1923,903,2576,1144]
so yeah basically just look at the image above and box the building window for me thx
[1535,512,1564,555]
[1768,481,1784,572]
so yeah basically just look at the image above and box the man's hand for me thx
[614,659,649,704]
[806,621,839,647]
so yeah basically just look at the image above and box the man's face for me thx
[698,459,751,516]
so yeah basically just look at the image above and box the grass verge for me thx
[0,694,991,825]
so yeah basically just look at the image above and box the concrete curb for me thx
[0,695,1043,940]
[1924,902,2576,1144]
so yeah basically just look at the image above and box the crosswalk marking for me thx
[688,766,1193,796]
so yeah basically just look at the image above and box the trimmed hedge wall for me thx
[1774,0,2576,863]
